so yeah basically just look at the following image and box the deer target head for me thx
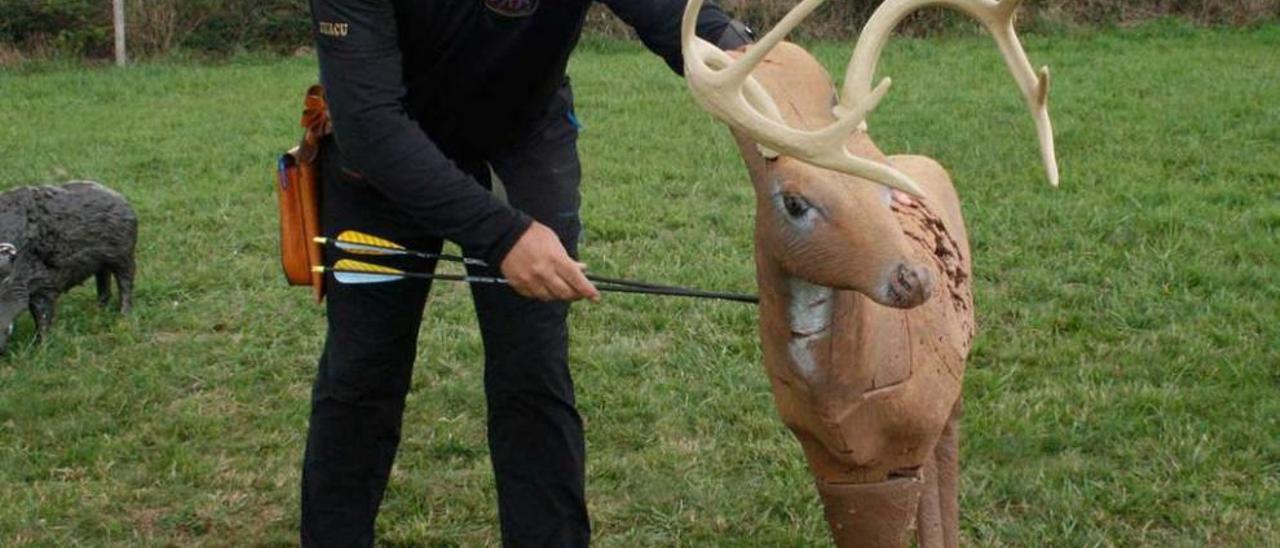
[681,0,1058,307]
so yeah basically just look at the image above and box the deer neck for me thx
[754,256,906,393]
[753,203,976,403]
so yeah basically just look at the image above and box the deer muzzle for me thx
[882,262,933,309]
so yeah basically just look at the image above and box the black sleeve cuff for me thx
[716,19,755,51]
[479,209,534,269]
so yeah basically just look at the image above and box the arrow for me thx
[317,231,485,266]
[316,259,504,285]
[313,259,758,304]
[316,230,736,294]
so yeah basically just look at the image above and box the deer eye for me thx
[0,244,15,257]
[782,194,811,218]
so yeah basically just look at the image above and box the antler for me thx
[680,0,1059,196]
[843,0,1058,186]
[682,0,926,197]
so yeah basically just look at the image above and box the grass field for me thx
[1,23,1277,546]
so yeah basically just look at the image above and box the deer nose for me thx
[884,263,933,308]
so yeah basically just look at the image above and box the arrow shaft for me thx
[319,233,757,304]
[322,266,757,304]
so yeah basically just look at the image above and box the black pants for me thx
[301,99,589,547]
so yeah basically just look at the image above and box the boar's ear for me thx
[18,196,36,241]
[4,216,35,247]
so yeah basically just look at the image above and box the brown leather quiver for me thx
[276,84,331,302]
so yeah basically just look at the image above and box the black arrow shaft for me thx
[324,267,758,304]
[321,237,756,303]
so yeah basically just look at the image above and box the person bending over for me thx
[301,0,752,545]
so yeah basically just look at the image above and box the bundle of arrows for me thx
[312,231,758,304]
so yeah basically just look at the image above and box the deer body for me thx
[729,43,974,546]
[679,1,1058,545]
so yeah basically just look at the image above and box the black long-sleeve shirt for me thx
[309,0,745,266]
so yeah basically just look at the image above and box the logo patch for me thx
[318,21,349,38]
[485,0,539,17]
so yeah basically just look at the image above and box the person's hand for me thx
[500,222,600,303]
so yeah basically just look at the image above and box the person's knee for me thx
[314,334,418,406]
[488,385,580,419]
[545,210,582,255]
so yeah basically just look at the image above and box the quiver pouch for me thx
[277,84,331,302]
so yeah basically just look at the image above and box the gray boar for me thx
[0,181,137,352]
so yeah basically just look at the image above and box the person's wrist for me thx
[716,20,755,50]
[487,211,534,269]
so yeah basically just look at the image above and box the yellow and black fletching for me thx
[316,230,489,267]
[331,230,408,256]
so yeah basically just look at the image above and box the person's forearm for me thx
[602,0,753,74]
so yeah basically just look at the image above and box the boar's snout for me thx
[0,243,15,281]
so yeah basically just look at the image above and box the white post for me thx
[113,0,127,66]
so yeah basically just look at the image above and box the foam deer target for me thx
[680,1,1058,546]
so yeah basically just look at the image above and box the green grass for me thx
[1,24,1277,546]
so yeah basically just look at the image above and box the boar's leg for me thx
[95,271,113,308]
[114,259,135,314]
[28,292,56,342]
[0,294,29,353]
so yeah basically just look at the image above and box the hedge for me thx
[1,0,1276,59]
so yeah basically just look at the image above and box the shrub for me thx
[0,0,112,57]
[0,0,1276,59]
[0,0,309,58]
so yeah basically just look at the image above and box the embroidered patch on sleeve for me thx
[318,21,350,38]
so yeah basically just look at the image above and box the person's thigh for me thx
[471,84,583,389]
[316,137,443,397]
[488,86,583,257]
